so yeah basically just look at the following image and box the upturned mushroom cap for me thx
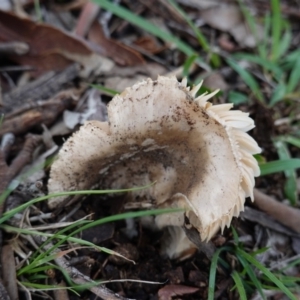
[48,76,261,241]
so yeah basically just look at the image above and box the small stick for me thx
[0,42,29,55]
[8,134,42,180]
[41,240,134,300]
[1,244,18,300]
[0,280,10,300]
[254,188,300,233]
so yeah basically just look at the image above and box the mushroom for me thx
[48,76,261,244]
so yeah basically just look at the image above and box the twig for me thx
[0,279,10,300]
[0,134,42,284]
[268,253,300,272]
[1,244,18,300]
[0,151,10,196]
[0,96,76,137]
[52,279,69,300]
[0,133,15,160]
[8,134,42,181]
[75,2,100,37]
[241,206,299,237]
[5,211,134,300]
[0,42,29,55]
[2,63,80,114]
[0,66,34,72]
[40,240,135,300]
[254,188,300,233]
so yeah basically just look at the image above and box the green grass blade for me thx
[228,91,249,105]
[273,140,297,205]
[262,274,300,286]
[259,159,300,175]
[231,271,247,300]
[90,84,119,96]
[287,55,300,93]
[93,0,209,70]
[208,246,232,300]
[270,0,281,61]
[251,247,269,256]
[10,208,182,275]
[182,54,198,78]
[167,0,208,50]
[269,82,286,106]
[282,259,300,272]
[231,226,239,244]
[279,135,300,148]
[237,253,266,299]
[0,114,4,127]
[34,0,42,22]
[166,0,220,67]
[67,208,183,236]
[284,49,300,64]
[261,13,271,59]
[236,0,264,58]
[278,26,292,58]
[20,281,76,292]
[236,248,297,300]
[233,53,283,80]
[227,59,265,103]
[30,220,92,263]
[0,185,153,224]
[208,248,222,300]
[21,265,57,274]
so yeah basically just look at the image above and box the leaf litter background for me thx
[1,0,300,299]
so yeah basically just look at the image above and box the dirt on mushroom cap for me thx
[48,76,261,243]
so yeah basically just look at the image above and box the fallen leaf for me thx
[0,89,79,137]
[0,9,114,76]
[88,20,145,66]
[133,36,165,54]
[204,72,229,92]
[201,5,242,31]
[158,284,199,300]
[200,4,263,48]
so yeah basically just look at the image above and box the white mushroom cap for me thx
[48,76,261,241]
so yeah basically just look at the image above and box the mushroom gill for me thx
[48,76,261,242]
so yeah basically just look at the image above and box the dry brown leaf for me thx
[0,92,77,137]
[74,2,144,65]
[133,36,165,54]
[201,4,242,31]
[51,0,88,11]
[0,9,114,76]
[200,4,263,48]
[203,72,229,92]
[74,1,100,37]
[88,20,145,66]
[158,284,199,300]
